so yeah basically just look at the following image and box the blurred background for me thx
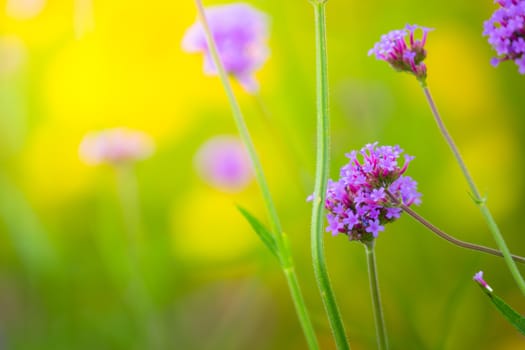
[0,0,524,349]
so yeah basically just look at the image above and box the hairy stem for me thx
[310,2,350,349]
[364,241,389,350]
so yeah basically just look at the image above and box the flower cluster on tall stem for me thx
[483,0,525,73]
[323,143,421,242]
[369,23,525,296]
[369,24,432,85]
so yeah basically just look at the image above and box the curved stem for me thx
[364,241,389,350]
[399,203,525,264]
[422,86,525,295]
[310,2,350,349]
[384,189,525,264]
[193,2,319,349]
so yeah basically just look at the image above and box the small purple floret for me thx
[323,143,422,242]
[369,24,432,83]
[182,3,270,93]
[484,0,525,74]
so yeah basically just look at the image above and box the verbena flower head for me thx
[79,128,154,166]
[182,3,269,93]
[473,270,494,292]
[368,24,432,84]
[323,143,421,242]
[483,0,525,74]
[194,136,253,192]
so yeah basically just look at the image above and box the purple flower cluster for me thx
[368,24,432,83]
[324,143,421,241]
[483,0,525,74]
[182,3,269,93]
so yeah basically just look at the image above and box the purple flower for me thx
[473,270,493,292]
[369,24,433,84]
[323,143,421,242]
[483,0,525,74]
[194,135,253,193]
[79,128,154,166]
[182,3,270,93]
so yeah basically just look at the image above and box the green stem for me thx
[310,2,350,349]
[364,241,389,350]
[422,86,525,296]
[116,164,142,254]
[194,0,280,236]
[114,164,163,349]
[193,2,319,349]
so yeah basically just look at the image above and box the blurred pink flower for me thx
[194,136,253,192]
[6,0,46,19]
[0,36,27,77]
[182,2,270,93]
[79,128,154,166]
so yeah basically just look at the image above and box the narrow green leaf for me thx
[236,205,279,259]
[478,286,525,335]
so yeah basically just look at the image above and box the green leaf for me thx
[236,205,279,259]
[478,286,525,336]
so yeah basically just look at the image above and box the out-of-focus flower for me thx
[79,128,154,166]
[6,0,46,19]
[74,0,95,39]
[369,24,432,84]
[182,2,269,93]
[320,143,421,241]
[473,271,493,292]
[194,136,252,192]
[0,36,27,77]
[483,0,525,74]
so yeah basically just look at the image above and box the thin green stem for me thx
[364,241,389,350]
[116,164,142,255]
[193,2,319,349]
[310,2,350,349]
[422,86,525,296]
[422,87,480,200]
[281,233,320,349]
[115,164,163,349]
[195,0,280,237]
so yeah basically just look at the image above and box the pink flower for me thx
[194,136,253,192]
[79,128,154,166]
[182,2,270,93]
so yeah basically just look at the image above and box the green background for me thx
[0,0,524,349]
